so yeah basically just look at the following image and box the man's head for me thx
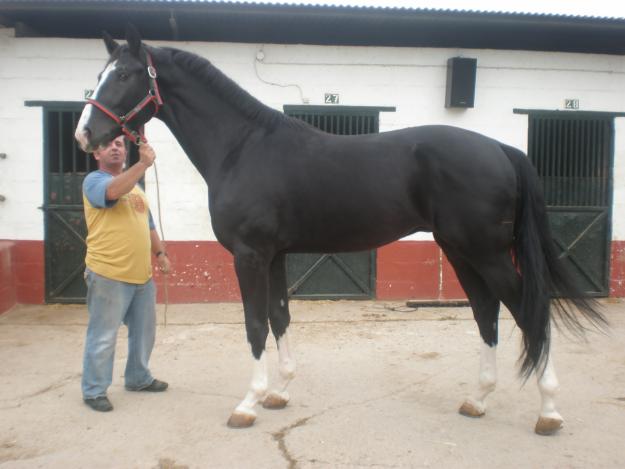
[92,135,127,174]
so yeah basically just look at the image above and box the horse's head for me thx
[75,25,162,152]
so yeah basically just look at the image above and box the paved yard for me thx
[1,300,624,468]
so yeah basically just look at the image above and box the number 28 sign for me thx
[564,99,579,110]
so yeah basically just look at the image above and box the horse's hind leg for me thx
[439,240,501,418]
[534,352,563,435]
[263,253,296,410]
[227,247,271,428]
[472,252,564,435]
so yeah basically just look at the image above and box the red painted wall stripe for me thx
[2,239,625,310]
[0,241,17,314]
[13,241,45,305]
[153,241,240,303]
[610,240,625,297]
[376,241,466,300]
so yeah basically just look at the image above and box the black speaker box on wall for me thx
[445,57,477,108]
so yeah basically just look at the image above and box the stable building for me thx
[1,0,624,312]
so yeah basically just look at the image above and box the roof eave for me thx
[1,1,624,55]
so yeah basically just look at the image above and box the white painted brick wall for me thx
[1,28,624,241]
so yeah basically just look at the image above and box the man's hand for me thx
[157,253,171,274]
[139,143,156,168]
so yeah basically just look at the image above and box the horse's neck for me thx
[158,98,249,182]
[154,53,261,184]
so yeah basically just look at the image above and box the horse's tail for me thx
[502,144,606,379]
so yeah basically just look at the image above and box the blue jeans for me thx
[82,269,156,399]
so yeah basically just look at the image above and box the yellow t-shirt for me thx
[83,170,152,284]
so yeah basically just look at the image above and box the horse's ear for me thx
[125,23,142,58]
[102,31,119,56]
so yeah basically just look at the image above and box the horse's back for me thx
[341,124,519,251]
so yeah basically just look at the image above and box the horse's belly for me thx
[286,207,426,253]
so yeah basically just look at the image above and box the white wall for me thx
[1,27,624,241]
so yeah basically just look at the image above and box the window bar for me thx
[563,119,571,205]
[599,121,607,206]
[552,119,560,206]
[58,111,65,204]
[541,118,551,204]
[590,120,597,206]
[582,120,592,206]
[71,112,77,174]
[567,119,577,206]
[573,119,581,205]
[545,118,553,205]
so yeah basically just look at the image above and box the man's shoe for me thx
[84,396,113,412]
[128,379,168,392]
[143,379,168,392]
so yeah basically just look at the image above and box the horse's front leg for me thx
[263,253,296,410]
[534,349,564,435]
[227,248,271,428]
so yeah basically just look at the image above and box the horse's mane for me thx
[160,47,308,131]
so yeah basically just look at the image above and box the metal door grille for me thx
[529,116,611,207]
[527,113,614,296]
[43,108,94,303]
[47,110,97,204]
[286,112,378,135]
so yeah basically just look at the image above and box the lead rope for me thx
[136,124,168,327]
[152,160,169,327]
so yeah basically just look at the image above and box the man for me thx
[81,135,171,412]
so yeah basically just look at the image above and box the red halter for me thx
[87,52,163,145]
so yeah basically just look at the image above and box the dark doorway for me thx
[524,111,616,296]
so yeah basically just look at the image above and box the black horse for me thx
[75,26,604,434]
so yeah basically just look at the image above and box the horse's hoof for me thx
[262,392,289,409]
[458,400,485,418]
[227,411,256,428]
[534,416,563,435]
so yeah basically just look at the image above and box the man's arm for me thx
[106,144,156,200]
[150,228,171,274]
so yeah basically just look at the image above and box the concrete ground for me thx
[1,299,624,469]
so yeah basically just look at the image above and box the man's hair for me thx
[92,135,128,155]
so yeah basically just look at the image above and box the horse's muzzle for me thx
[75,128,93,152]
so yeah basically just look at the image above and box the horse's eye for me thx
[119,72,129,81]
